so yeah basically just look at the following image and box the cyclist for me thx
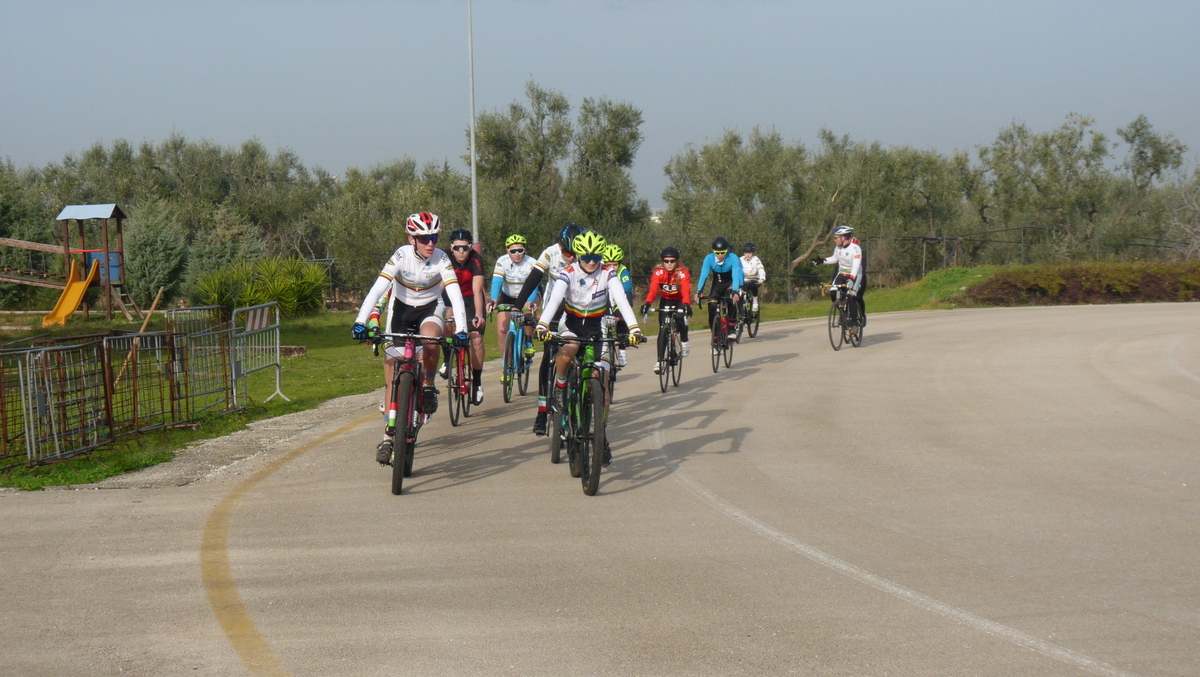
[603,243,633,368]
[514,223,584,435]
[352,212,469,464]
[487,234,539,376]
[813,225,865,330]
[534,231,643,466]
[740,242,766,314]
[441,228,488,405]
[693,236,744,352]
[641,246,692,375]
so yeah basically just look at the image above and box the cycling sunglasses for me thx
[713,249,729,256]
[414,234,438,245]
[661,258,678,264]
[451,245,471,252]
[579,253,603,265]
[507,248,525,254]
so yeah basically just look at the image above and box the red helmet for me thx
[405,212,441,236]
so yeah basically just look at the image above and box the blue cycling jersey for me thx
[696,253,744,293]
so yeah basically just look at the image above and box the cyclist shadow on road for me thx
[595,352,795,494]
[401,433,549,495]
[860,331,902,347]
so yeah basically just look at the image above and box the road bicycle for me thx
[827,284,863,351]
[704,292,737,373]
[369,333,449,495]
[643,305,684,392]
[544,331,635,496]
[741,287,761,339]
[494,304,535,403]
[446,336,473,426]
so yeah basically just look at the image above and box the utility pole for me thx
[467,0,480,245]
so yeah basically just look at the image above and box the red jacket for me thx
[645,265,692,303]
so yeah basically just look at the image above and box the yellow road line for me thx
[200,413,377,676]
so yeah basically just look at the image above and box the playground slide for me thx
[42,259,100,327]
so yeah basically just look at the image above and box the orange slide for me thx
[42,259,100,327]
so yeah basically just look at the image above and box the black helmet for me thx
[660,246,680,260]
[559,223,585,252]
[448,227,473,244]
[743,242,756,253]
[712,236,730,252]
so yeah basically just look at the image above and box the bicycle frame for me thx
[375,333,443,439]
[544,332,629,495]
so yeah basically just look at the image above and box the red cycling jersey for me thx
[645,265,692,303]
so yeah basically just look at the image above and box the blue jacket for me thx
[696,253,744,294]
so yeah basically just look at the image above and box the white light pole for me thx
[467,0,480,245]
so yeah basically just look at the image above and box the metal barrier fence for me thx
[0,302,290,469]
[164,305,227,336]
[231,303,289,407]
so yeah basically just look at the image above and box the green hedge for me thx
[190,257,328,317]
[965,262,1200,306]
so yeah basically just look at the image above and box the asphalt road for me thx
[2,303,1198,676]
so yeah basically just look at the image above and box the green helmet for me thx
[602,243,624,263]
[505,234,527,248]
[572,231,607,257]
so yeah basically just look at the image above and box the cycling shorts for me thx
[446,296,486,334]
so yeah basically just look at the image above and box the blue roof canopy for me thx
[55,204,126,221]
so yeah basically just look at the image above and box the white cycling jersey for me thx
[532,243,573,303]
[493,253,537,297]
[537,263,641,333]
[356,245,467,331]
[818,242,863,280]
[740,254,766,283]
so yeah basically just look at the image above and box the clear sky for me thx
[2,0,1198,209]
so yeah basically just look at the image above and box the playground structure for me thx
[0,203,142,326]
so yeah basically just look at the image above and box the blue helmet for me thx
[558,223,585,252]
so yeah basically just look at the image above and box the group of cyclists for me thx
[351,212,866,471]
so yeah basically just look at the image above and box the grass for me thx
[1,271,999,489]
[0,311,508,489]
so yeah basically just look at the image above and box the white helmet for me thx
[833,225,854,237]
[405,212,441,236]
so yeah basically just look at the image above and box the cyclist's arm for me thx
[437,259,469,330]
[679,268,692,303]
[535,273,568,330]
[606,276,641,334]
[644,269,660,304]
[695,255,713,296]
[355,255,402,325]
[731,256,744,291]
[848,245,863,280]
[619,266,633,298]
[755,257,766,283]
[490,271,503,299]
[515,267,544,309]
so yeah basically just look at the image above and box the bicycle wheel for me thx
[658,329,670,393]
[460,349,473,418]
[447,349,462,426]
[517,334,532,395]
[724,332,734,367]
[747,306,760,338]
[502,332,515,403]
[402,440,414,477]
[671,330,683,387]
[580,376,606,496]
[550,382,564,464]
[828,303,843,351]
[392,372,415,495]
[711,316,722,373]
[850,316,863,348]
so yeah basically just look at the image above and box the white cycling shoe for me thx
[680,341,690,357]
[616,348,628,367]
[652,361,662,374]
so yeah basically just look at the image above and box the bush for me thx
[965,262,1200,306]
[190,257,327,317]
[124,199,187,307]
